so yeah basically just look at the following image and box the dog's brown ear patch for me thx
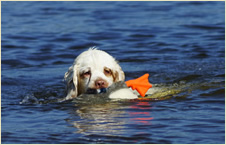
[113,71,119,82]
[113,69,125,82]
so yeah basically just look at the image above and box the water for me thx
[1,1,225,144]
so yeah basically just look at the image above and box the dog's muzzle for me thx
[86,88,107,94]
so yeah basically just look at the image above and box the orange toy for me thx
[125,73,152,97]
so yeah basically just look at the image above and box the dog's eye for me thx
[104,68,112,76]
[83,71,91,76]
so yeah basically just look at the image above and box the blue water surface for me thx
[1,1,225,144]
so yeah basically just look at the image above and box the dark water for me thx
[1,1,225,144]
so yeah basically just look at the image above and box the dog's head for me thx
[64,48,125,99]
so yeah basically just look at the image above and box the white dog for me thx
[64,48,137,100]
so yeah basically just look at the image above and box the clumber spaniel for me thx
[64,48,137,100]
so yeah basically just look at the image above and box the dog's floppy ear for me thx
[64,64,78,100]
[113,63,125,82]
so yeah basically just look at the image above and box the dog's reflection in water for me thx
[69,102,130,135]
